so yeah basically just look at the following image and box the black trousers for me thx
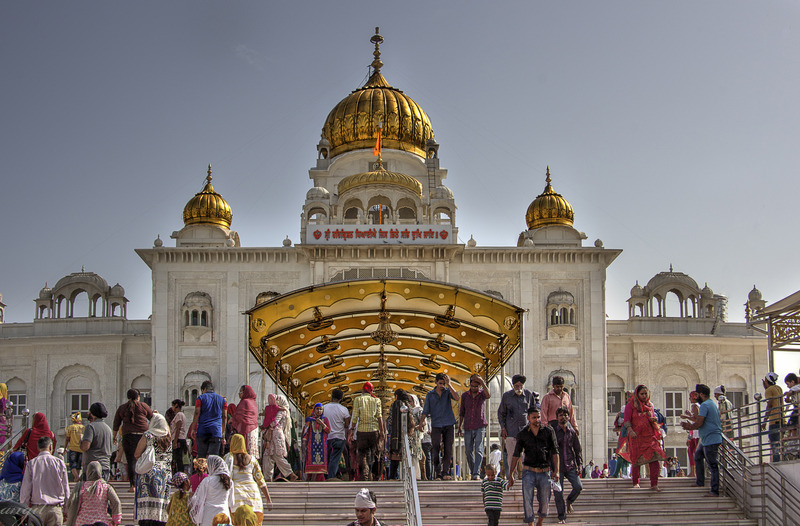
[123,433,143,485]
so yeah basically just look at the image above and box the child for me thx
[166,472,193,526]
[191,457,209,492]
[487,443,502,477]
[481,464,507,526]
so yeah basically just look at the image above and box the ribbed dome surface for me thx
[322,72,434,159]
[183,167,232,228]
[338,166,422,196]
[526,168,574,229]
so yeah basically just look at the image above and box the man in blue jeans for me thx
[421,372,460,480]
[323,388,351,479]
[458,374,491,480]
[189,380,227,458]
[553,407,582,523]
[682,383,722,496]
[508,406,559,526]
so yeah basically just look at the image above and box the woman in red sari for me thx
[301,403,330,481]
[623,384,666,491]
[231,385,259,459]
[14,412,55,461]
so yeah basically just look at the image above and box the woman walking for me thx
[189,455,235,526]
[134,413,172,526]
[65,461,122,526]
[114,388,154,492]
[302,403,330,481]
[387,389,412,480]
[13,412,55,461]
[165,472,193,526]
[261,394,296,481]
[231,385,260,459]
[224,434,272,521]
[0,383,10,446]
[623,384,666,491]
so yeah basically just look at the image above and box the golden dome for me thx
[321,28,435,159]
[183,165,233,228]
[338,165,423,196]
[525,167,575,229]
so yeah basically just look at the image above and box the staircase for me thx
[111,477,756,526]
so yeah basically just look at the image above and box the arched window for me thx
[368,204,390,224]
[182,293,213,342]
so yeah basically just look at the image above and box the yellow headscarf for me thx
[0,383,7,400]
[211,513,230,526]
[71,412,82,423]
[233,505,257,526]
[229,434,247,455]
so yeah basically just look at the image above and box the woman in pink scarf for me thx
[231,385,259,458]
[623,384,666,491]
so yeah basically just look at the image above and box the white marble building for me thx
[0,30,767,464]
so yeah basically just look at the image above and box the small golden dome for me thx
[525,167,574,229]
[321,28,435,159]
[338,166,423,196]
[183,165,233,228]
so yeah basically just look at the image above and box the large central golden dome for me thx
[322,29,434,159]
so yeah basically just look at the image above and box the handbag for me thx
[135,443,155,474]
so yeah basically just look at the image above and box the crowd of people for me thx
[0,367,797,526]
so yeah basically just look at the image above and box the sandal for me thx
[442,475,453,480]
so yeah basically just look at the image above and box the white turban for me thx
[713,385,724,395]
[354,488,376,509]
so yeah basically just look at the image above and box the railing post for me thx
[400,405,422,526]
[755,396,764,465]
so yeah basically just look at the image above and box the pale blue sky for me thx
[2,2,798,376]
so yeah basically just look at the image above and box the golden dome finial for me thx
[207,164,212,183]
[370,27,384,75]
[525,166,575,229]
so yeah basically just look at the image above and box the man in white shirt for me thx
[323,388,351,479]
[20,436,70,526]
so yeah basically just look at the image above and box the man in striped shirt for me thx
[349,382,385,481]
[481,463,507,526]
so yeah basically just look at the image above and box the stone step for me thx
[109,478,757,526]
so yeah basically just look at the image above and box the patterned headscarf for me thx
[71,412,82,423]
[192,457,207,473]
[170,471,190,488]
[212,514,230,526]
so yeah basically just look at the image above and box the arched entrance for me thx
[247,279,523,412]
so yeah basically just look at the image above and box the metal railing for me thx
[400,406,422,526]
[718,394,800,526]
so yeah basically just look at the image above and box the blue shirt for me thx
[196,392,226,438]
[698,398,723,446]
[423,388,457,427]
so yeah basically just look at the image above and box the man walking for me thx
[541,376,578,434]
[508,406,559,526]
[553,407,583,523]
[65,412,84,482]
[20,436,70,526]
[80,402,113,480]
[498,374,539,477]
[682,383,722,496]
[324,388,351,479]
[349,382,384,481]
[422,372,459,480]
[459,374,490,480]
[189,379,227,458]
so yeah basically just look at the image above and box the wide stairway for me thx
[111,477,756,525]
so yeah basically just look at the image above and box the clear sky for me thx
[2,2,798,377]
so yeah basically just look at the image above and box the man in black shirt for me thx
[508,406,559,526]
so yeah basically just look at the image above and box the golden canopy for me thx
[183,165,233,228]
[247,279,523,412]
[526,167,574,230]
[321,28,435,160]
